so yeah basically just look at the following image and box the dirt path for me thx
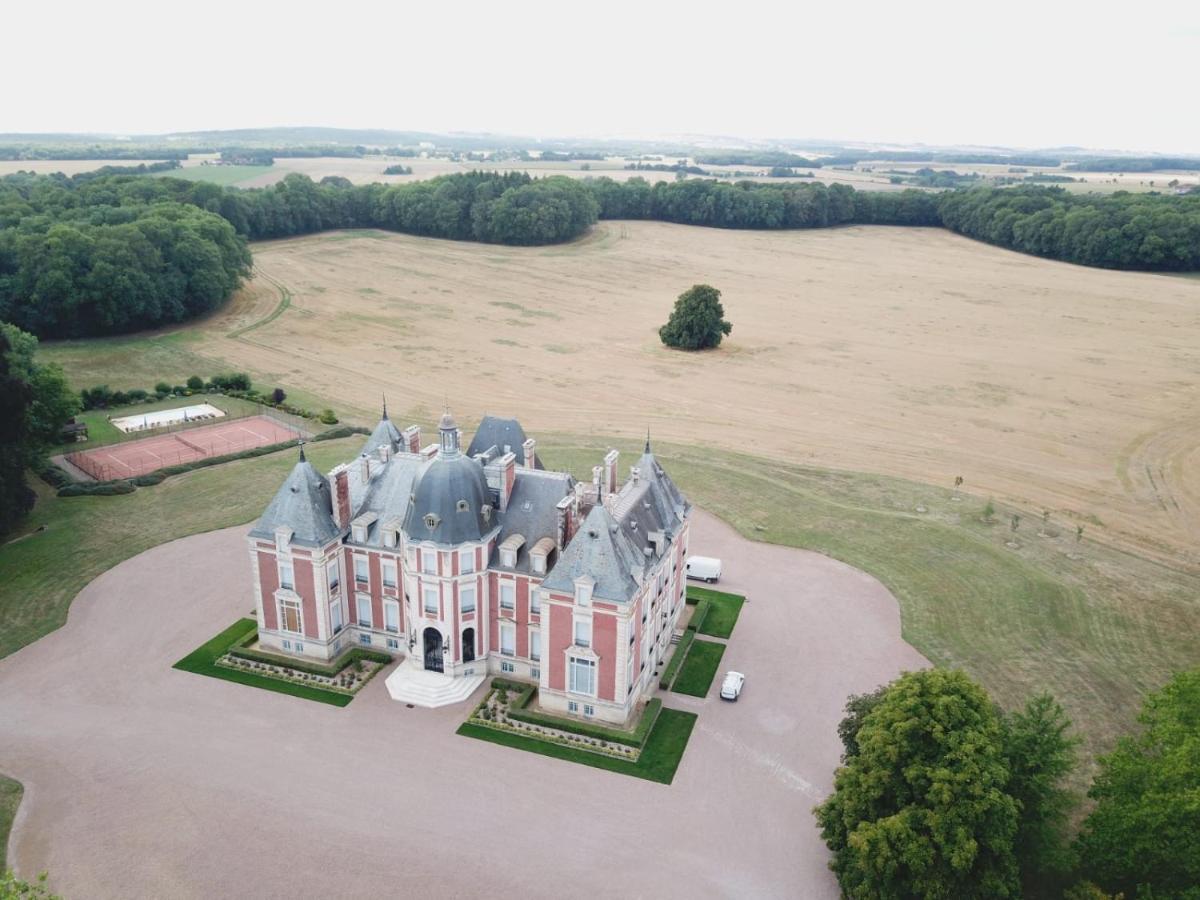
[0,510,924,898]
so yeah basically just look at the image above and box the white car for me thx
[686,555,723,583]
[720,671,746,701]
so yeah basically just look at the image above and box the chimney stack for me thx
[402,425,421,454]
[523,437,536,469]
[499,452,516,512]
[329,465,352,529]
[603,449,619,497]
[555,496,571,550]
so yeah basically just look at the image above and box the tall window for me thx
[331,598,343,634]
[500,582,515,610]
[530,589,541,616]
[423,586,439,616]
[326,562,339,592]
[569,656,595,695]
[460,547,475,574]
[574,619,591,649]
[460,585,476,613]
[354,557,369,584]
[279,562,294,590]
[529,629,541,662]
[356,596,372,628]
[381,560,397,588]
[500,623,515,656]
[421,551,437,575]
[280,598,301,633]
[384,601,399,633]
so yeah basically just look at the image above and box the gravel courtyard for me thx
[0,509,927,898]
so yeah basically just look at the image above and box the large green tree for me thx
[1076,669,1200,898]
[659,284,732,351]
[0,327,35,535]
[0,323,79,449]
[816,669,1023,899]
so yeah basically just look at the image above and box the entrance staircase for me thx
[384,662,486,708]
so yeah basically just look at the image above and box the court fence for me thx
[73,401,315,452]
[65,413,310,483]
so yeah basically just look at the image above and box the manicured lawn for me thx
[458,707,697,784]
[0,437,359,660]
[671,639,726,698]
[687,586,745,639]
[0,774,21,869]
[173,618,352,707]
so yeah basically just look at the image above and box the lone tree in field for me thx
[659,284,732,350]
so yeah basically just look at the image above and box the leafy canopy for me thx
[659,284,732,351]
[1076,668,1200,899]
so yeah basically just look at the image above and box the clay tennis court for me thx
[67,415,303,480]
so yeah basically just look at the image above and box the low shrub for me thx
[57,480,136,497]
[228,633,391,677]
[35,461,72,488]
[318,409,339,425]
[312,425,370,441]
[131,473,166,486]
[186,375,204,390]
[492,677,662,747]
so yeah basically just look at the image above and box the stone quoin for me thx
[247,406,691,724]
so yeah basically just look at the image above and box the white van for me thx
[685,556,722,583]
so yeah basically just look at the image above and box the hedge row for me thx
[686,597,711,635]
[227,628,392,677]
[35,461,72,488]
[492,677,663,748]
[659,629,696,690]
[310,425,369,442]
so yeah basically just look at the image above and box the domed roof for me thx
[402,451,494,545]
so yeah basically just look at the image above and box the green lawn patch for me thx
[687,586,746,639]
[173,618,355,707]
[658,630,695,690]
[154,164,272,187]
[671,639,726,698]
[0,774,21,870]
[458,707,697,784]
[492,678,661,747]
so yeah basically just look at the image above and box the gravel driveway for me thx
[0,509,926,898]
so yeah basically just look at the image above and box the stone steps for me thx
[384,663,486,708]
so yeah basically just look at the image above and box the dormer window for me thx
[456,499,470,513]
[424,513,440,531]
[274,527,292,554]
[352,524,367,543]
[481,504,492,524]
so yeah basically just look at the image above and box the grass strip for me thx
[672,639,726,698]
[687,586,746,639]
[0,774,21,870]
[659,629,696,690]
[172,618,352,707]
[458,707,697,784]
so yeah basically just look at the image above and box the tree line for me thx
[3,169,1199,340]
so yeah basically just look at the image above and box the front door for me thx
[462,628,475,663]
[423,627,444,673]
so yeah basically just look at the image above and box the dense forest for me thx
[2,169,1198,339]
[1065,156,1200,172]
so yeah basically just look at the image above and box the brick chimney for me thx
[555,496,571,550]
[603,449,619,497]
[329,464,352,529]
[523,437,536,469]
[499,451,516,512]
[401,425,421,454]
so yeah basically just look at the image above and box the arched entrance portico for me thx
[462,627,476,663]
[423,627,444,673]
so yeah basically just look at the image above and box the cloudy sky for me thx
[4,0,1197,153]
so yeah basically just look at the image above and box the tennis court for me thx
[67,415,303,481]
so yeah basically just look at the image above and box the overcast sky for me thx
[5,0,1197,153]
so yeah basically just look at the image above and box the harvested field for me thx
[55,222,1200,567]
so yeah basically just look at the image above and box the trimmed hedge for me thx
[35,461,72,488]
[131,473,165,486]
[658,629,696,690]
[311,425,369,442]
[228,629,392,677]
[57,480,136,497]
[493,677,662,748]
[687,598,711,634]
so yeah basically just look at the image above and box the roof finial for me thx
[645,428,652,454]
[381,393,388,420]
[298,441,307,463]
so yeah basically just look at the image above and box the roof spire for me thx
[381,393,388,420]
[298,441,307,463]
[645,428,652,454]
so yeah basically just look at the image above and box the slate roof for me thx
[467,415,542,468]
[493,468,576,573]
[362,415,402,456]
[402,452,496,545]
[249,449,341,548]
[352,453,423,546]
[541,504,646,603]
